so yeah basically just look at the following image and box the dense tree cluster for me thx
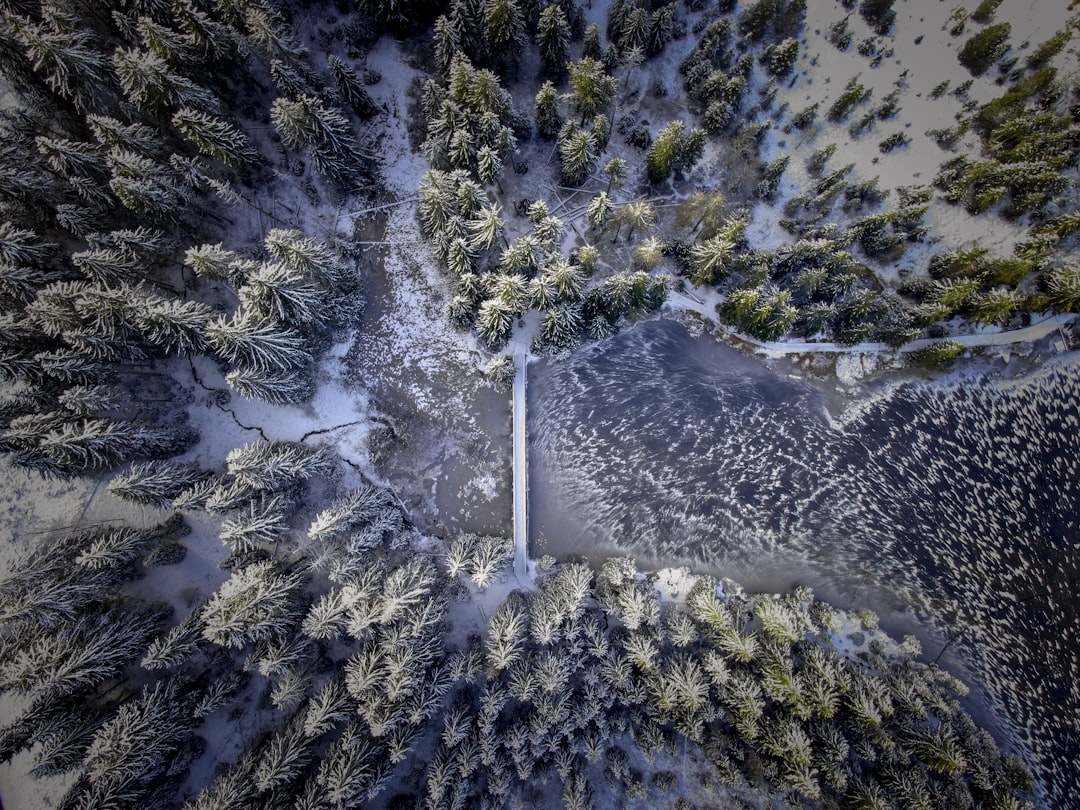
[405,559,1031,808]
[0,0,375,483]
[416,34,675,355]
[663,1,1076,349]
[0,0,1063,807]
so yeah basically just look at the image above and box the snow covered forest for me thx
[0,0,1073,807]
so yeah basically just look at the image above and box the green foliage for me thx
[107,460,210,508]
[270,95,363,185]
[328,56,377,119]
[534,81,563,139]
[958,22,1011,76]
[559,122,599,185]
[567,57,616,121]
[721,285,798,341]
[761,37,799,77]
[533,303,584,353]
[859,0,896,35]
[879,132,909,153]
[688,218,745,285]
[792,101,819,130]
[738,0,807,42]
[1027,27,1074,69]
[828,16,853,50]
[908,340,965,369]
[483,0,527,64]
[970,0,1004,24]
[757,155,790,201]
[1042,263,1080,313]
[537,4,571,77]
[645,120,706,184]
[446,533,514,588]
[973,66,1058,135]
[827,76,872,123]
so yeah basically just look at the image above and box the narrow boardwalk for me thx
[512,353,529,581]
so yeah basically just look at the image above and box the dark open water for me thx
[530,319,1080,808]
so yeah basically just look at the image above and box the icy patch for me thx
[835,352,879,385]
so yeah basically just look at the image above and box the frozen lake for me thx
[530,318,1080,807]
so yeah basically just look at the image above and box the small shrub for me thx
[909,340,965,369]
[958,22,1012,76]
[827,77,872,122]
[859,0,896,35]
[879,132,910,152]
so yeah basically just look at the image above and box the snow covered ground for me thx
[1,0,1077,806]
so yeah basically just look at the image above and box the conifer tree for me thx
[270,58,310,98]
[0,602,163,699]
[968,288,1018,325]
[859,0,897,35]
[432,16,461,76]
[35,136,108,186]
[958,22,1012,76]
[483,0,527,67]
[107,460,211,508]
[88,114,165,157]
[220,494,291,551]
[534,81,563,139]
[328,56,377,120]
[587,192,613,230]
[225,440,335,492]
[107,149,189,223]
[307,486,397,547]
[264,228,348,287]
[468,202,506,252]
[1043,263,1080,313]
[242,6,297,61]
[581,22,603,59]
[538,4,571,78]
[136,297,213,355]
[225,365,314,405]
[271,95,362,185]
[534,303,583,352]
[558,124,597,186]
[0,532,117,628]
[113,47,217,114]
[612,199,655,242]
[52,204,104,238]
[549,258,587,300]
[173,108,260,169]
[239,262,330,327]
[476,299,514,349]
[646,3,676,56]
[70,247,140,287]
[184,243,247,285]
[205,307,311,373]
[8,15,109,111]
[762,37,799,77]
[201,561,303,649]
[254,713,316,792]
[137,15,197,67]
[81,679,196,796]
[567,57,616,123]
[646,120,706,184]
[173,0,235,62]
[7,414,189,475]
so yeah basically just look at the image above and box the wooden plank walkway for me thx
[512,353,528,581]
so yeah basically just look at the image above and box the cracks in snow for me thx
[300,421,363,442]
[186,358,269,442]
[221,410,269,442]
